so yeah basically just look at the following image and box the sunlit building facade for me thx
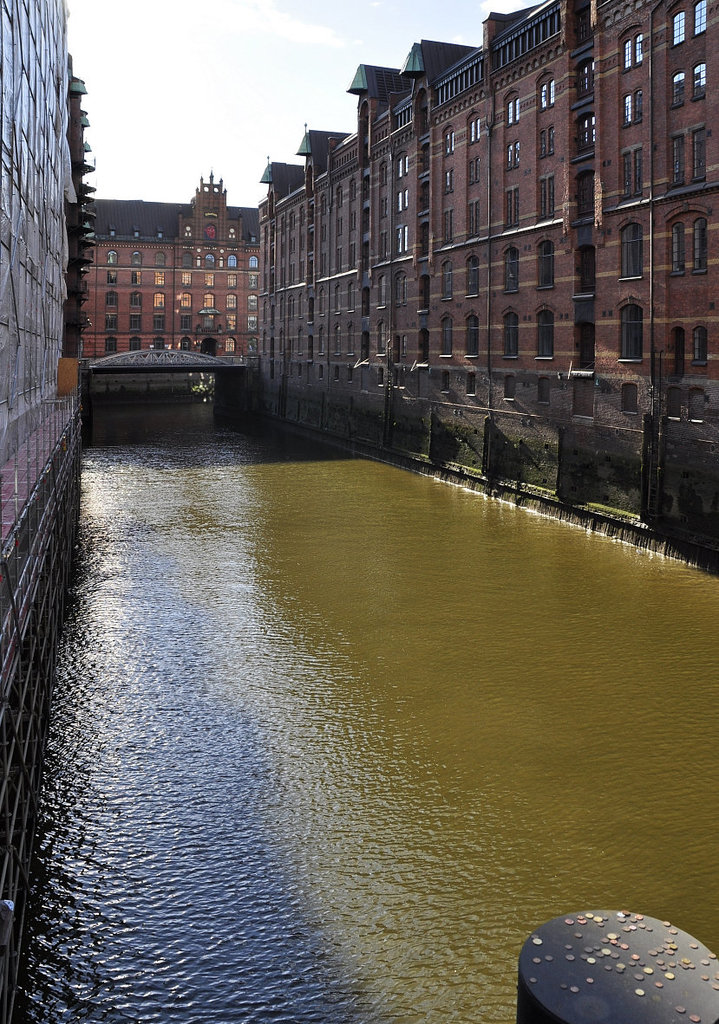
[258,0,719,536]
[85,175,260,360]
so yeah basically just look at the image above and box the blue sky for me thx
[67,0,518,208]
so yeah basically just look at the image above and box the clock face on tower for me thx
[204,224,216,240]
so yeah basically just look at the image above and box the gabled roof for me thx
[348,63,407,105]
[93,198,260,243]
[260,162,305,199]
[296,129,351,176]
[405,39,478,85]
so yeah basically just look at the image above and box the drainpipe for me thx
[485,98,496,418]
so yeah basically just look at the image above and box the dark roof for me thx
[417,40,478,84]
[94,199,181,240]
[261,162,305,199]
[93,198,259,243]
[490,4,544,43]
[298,129,352,176]
[348,64,408,107]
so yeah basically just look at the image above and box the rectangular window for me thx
[443,209,453,242]
[154,271,165,286]
[181,271,192,285]
[180,314,192,330]
[131,270,141,286]
[672,135,685,184]
[540,176,555,219]
[105,314,117,330]
[129,314,142,331]
[505,187,519,227]
[623,152,632,196]
[248,316,258,330]
[153,314,165,331]
[106,270,117,285]
[468,199,480,235]
[634,149,643,194]
[693,63,706,98]
[692,128,706,180]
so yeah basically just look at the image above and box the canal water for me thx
[17,403,719,1023]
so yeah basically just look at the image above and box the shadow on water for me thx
[16,484,381,1024]
[87,402,350,469]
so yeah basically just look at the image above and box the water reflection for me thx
[18,404,719,1024]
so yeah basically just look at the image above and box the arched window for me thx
[182,252,192,268]
[203,293,214,308]
[347,282,355,311]
[466,315,479,356]
[155,251,166,266]
[672,72,685,105]
[504,312,519,357]
[180,293,191,308]
[105,290,117,307]
[694,0,706,33]
[620,304,643,359]
[693,325,708,363]
[153,292,165,309]
[131,251,142,265]
[130,291,142,308]
[693,63,706,99]
[205,253,215,268]
[538,240,554,287]
[467,255,479,295]
[693,217,707,270]
[334,283,341,312]
[539,77,555,109]
[621,222,643,277]
[228,254,238,268]
[395,272,407,305]
[441,260,453,299]
[226,294,237,310]
[537,310,554,357]
[441,317,453,356]
[333,323,341,355]
[107,250,118,265]
[506,93,520,125]
[672,223,686,272]
[420,276,430,311]
[249,256,258,269]
[504,247,519,291]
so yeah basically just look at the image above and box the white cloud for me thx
[213,0,348,47]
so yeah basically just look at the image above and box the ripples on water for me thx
[16,405,719,1023]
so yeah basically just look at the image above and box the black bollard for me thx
[517,910,719,1024]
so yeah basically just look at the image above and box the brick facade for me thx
[257,0,719,539]
[85,175,260,360]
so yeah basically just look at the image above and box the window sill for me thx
[503,354,518,360]
[618,274,643,282]
[618,358,643,363]
[691,360,708,366]
[535,355,554,360]
[439,353,453,359]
